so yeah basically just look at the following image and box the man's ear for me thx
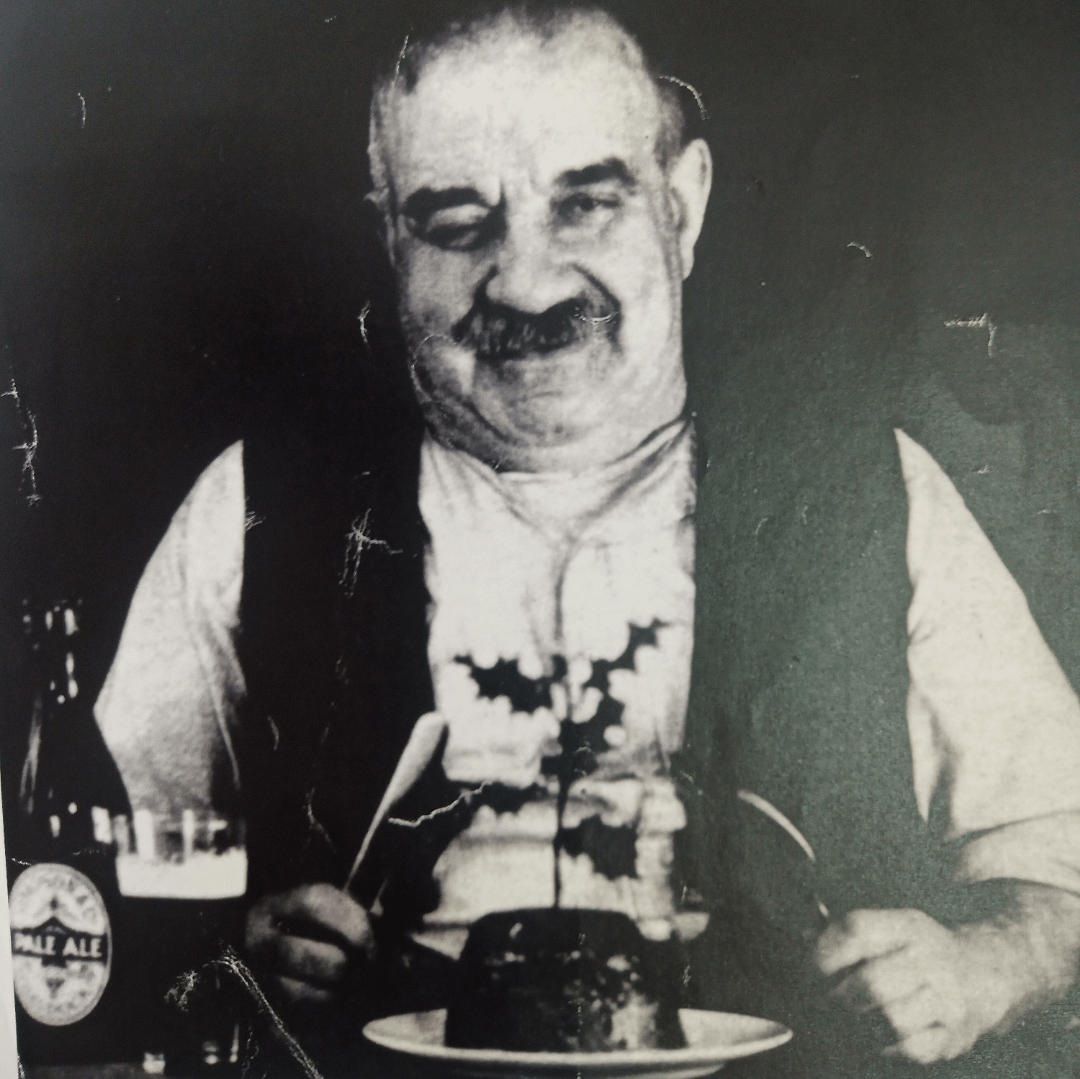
[668,138,713,280]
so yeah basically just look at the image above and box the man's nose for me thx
[483,214,580,314]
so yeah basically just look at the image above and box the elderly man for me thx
[95,1,1080,1074]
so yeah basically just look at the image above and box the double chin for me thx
[413,339,684,473]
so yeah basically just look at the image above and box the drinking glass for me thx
[112,809,247,899]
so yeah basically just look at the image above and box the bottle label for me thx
[9,863,112,1027]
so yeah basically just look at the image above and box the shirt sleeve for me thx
[94,441,246,816]
[899,428,1080,894]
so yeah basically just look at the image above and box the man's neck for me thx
[420,413,695,558]
[421,382,689,475]
[434,416,685,474]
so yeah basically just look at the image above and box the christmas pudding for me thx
[445,908,686,1052]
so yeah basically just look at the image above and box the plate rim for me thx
[362,1008,793,1068]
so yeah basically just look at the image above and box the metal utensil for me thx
[344,711,448,895]
[736,789,829,923]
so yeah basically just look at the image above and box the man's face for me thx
[375,14,711,471]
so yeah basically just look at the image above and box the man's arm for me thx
[95,441,246,815]
[814,430,1080,1064]
[95,442,376,1008]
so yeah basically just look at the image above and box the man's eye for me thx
[557,192,620,224]
[408,209,496,252]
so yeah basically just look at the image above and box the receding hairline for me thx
[397,6,650,91]
[367,5,688,214]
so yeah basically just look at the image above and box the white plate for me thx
[362,1009,792,1079]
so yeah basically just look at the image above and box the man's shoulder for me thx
[188,439,244,506]
[902,321,1080,692]
[168,439,246,556]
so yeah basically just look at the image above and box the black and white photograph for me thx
[2,1,1080,1076]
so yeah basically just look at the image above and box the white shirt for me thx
[417,419,694,949]
[95,424,1080,936]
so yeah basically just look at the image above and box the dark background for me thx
[0,0,1077,1065]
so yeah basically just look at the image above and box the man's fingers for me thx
[882,1024,950,1066]
[880,986,944,1041]
[272,975,337,1008]
[271,934,349,987]
[831,949,930,1012]
[815,909,931,977]
[264,883,374,953]
[244,897,278,959]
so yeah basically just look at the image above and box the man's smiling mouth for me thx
[452,291,621,365]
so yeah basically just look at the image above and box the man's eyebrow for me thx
[401,187,489,221]
[557,159,636,189]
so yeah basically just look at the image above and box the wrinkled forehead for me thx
[376,14,667,201]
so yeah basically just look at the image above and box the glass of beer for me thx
[111,809,247,899]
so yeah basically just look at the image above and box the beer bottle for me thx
[6,598,147,1066]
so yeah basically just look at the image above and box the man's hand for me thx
[245,884,375,1008]
[816,890,1080,1066]
[816,909,998,1064]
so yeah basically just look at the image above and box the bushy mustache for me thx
[451,290,620,363]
